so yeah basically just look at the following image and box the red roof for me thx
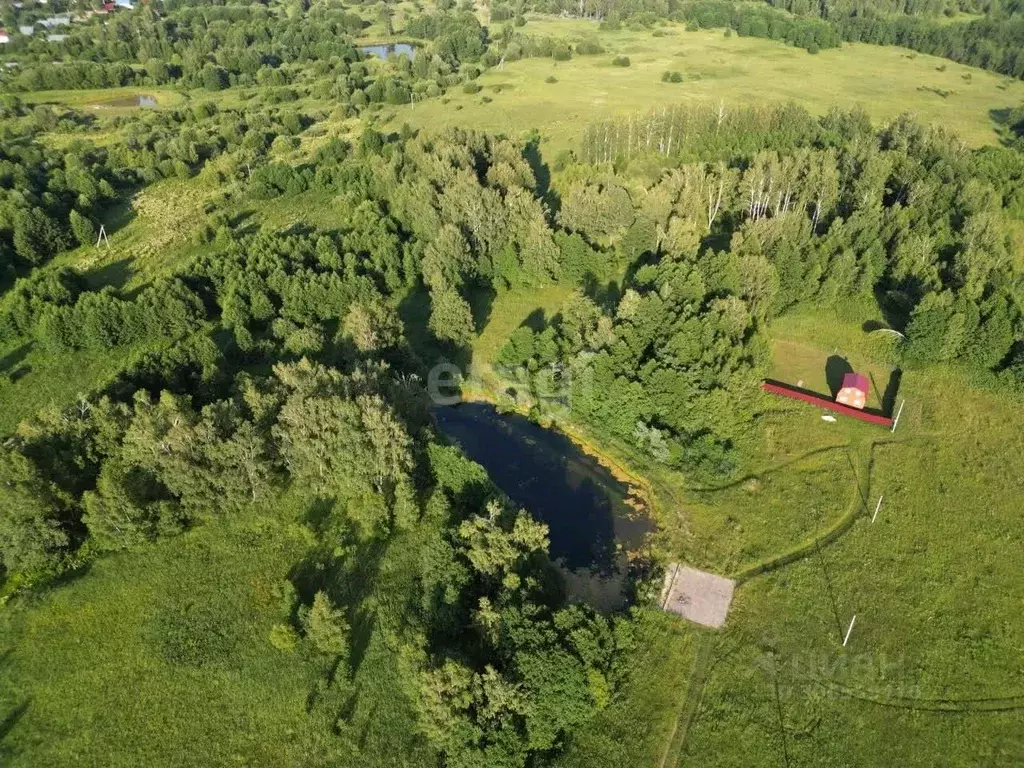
[840,372,869,395]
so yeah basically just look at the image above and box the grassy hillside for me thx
[386,21,1024,149]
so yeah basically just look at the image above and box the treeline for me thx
[677,0,842,52]
[522,0,1024,76]
[833,14,1024,78]
[580,101,860,164]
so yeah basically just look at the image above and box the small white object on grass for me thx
[871,496,883,523]
[822,414,837,423]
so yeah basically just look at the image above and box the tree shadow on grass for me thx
[523,136,552,206]
[84,257,134,290]
[0,343,32,377]
[397,287,474,373]
[989,106,1024,146]
[469,283,496,337]
[0,699,29,757]
[98,192,138,238]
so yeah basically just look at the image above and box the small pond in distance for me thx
[95,94,157,108]
[360,43,417,59]
[434,402,653,609]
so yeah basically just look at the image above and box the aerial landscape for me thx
[0,0,1022,764]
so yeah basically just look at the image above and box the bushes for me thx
[612,56,631,67]
[34,281,207,353]
[552,44,572,61]
[575,38,605,55]
[462,81,482,94]
[661,71,684,82]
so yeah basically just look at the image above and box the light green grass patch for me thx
[0,337,181,434]
[471,284,575,367]
[386,23,1024,150]
[0,514,339,767]
[21,86,186,111]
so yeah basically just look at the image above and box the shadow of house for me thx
[825,355,854,398]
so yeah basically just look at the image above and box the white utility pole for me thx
[891,399,905,433]
[843,615,857,647]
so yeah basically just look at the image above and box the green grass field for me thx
[385,21,1024,149]
[0,513,336,767]
[21,86,186,112]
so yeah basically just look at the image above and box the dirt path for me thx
[658,632,716,768]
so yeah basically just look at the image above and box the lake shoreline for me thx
[456,385,657,527]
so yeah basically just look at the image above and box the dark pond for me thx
[360,42,417,59]
[434,403,653,608]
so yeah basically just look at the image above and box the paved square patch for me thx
[659,564,735,628]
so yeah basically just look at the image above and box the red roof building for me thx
[836,373,869,410]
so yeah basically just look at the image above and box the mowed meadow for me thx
[386,21,1024,149]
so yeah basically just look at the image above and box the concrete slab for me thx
[659,564,735,628]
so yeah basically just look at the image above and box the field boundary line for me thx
[809,678,1024,713]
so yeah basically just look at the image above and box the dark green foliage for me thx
[201,64,230,92]
[612,56,631,67]
[68,209,97,247]
[0,446,72,574]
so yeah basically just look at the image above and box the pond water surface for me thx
[96,94,157,108]
[360,43,417,59]
[434,403,653,607]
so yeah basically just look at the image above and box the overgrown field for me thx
[0,500,435,767]
[0,512,335,766]
[387,21,1024,149]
